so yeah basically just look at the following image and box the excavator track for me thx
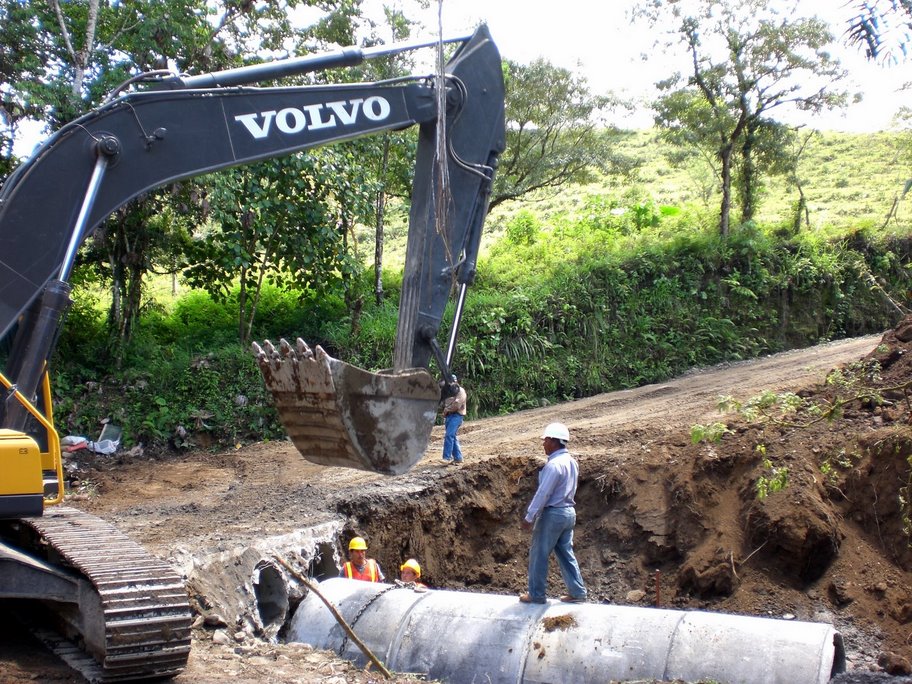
[10,506,191,682]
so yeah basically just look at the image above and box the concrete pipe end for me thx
[253,560,290,636]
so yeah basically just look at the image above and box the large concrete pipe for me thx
[288,578,845,684]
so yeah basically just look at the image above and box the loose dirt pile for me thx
[3,324,912,683]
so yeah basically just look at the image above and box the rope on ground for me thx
[271,555,393,680]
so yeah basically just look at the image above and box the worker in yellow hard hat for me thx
[340,536,385,582]
[399,558,427,589]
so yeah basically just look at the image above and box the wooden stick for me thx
[738,540,768,566]
[272,555,393,679]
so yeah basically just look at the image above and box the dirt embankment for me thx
[5,328,912,683]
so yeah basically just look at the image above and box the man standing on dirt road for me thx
[441,375,467,465]
[519,422,587,605]
[341,537,385,582]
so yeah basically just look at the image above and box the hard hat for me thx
[541,422,570,442]
[348,536,368,551]
[400,558,421,578]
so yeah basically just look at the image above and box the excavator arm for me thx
[0,26,504,682]
[0,25,505,473]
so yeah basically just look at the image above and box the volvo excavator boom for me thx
[0,24,504,475]
[0,26,504,681]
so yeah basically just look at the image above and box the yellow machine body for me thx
[0,428,44,517]
[0,429,42,494]
[0,370,64,517]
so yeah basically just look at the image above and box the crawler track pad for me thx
[253,339,439,475]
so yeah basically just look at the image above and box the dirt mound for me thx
[4,329,912,682]
[337,321,912,676]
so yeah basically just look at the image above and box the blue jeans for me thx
[442,413,463,462]
[528,506,586,602]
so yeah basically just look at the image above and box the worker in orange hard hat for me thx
[399,558,427,589]
[340,536,385,582]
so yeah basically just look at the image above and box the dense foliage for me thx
[49,170,912,450]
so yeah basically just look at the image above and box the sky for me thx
[12,0,912,158]
[403,0,912,132]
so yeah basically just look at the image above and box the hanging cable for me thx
[434,0,455,279]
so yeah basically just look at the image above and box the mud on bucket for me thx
[253,338,440,475]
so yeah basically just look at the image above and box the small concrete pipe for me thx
[288,577,845,684]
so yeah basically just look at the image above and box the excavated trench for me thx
[180,456,540,640]
[180,454,847,683]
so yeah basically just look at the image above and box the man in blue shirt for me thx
[519,422,587,604]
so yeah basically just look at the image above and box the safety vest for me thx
[342,559,381,582]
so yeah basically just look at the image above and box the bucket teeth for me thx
[253,339,440,474]
[295,338,313,357]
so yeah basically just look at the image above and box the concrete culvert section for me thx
[253,560,289,633]
[289,577,845,684]
[174,521,344,640]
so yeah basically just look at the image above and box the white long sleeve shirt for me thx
[524,448,578,523]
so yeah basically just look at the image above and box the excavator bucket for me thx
[253,339,440,475]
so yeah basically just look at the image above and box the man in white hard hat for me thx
[519,422,587,604]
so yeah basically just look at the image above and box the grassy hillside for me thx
[478,128,910,241]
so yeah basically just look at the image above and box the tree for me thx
[645,0,848,235]
[182,154,358,345]
[491,59,633,211]
[0,1,46,176]
[86,193,196,349]
[338,5,421,306]
[0,1,358,351]
[846,0,912,61]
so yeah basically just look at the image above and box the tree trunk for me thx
[121,258,142,343]
[238,269,248,345]
[719,146,733,237]
[109,251,123,346]
[740,131,755,223]
[52,0,100,97]
[792,185,808,234]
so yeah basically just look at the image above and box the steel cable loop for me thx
[338,583,400,655]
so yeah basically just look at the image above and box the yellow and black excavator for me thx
[0,26,504,681]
